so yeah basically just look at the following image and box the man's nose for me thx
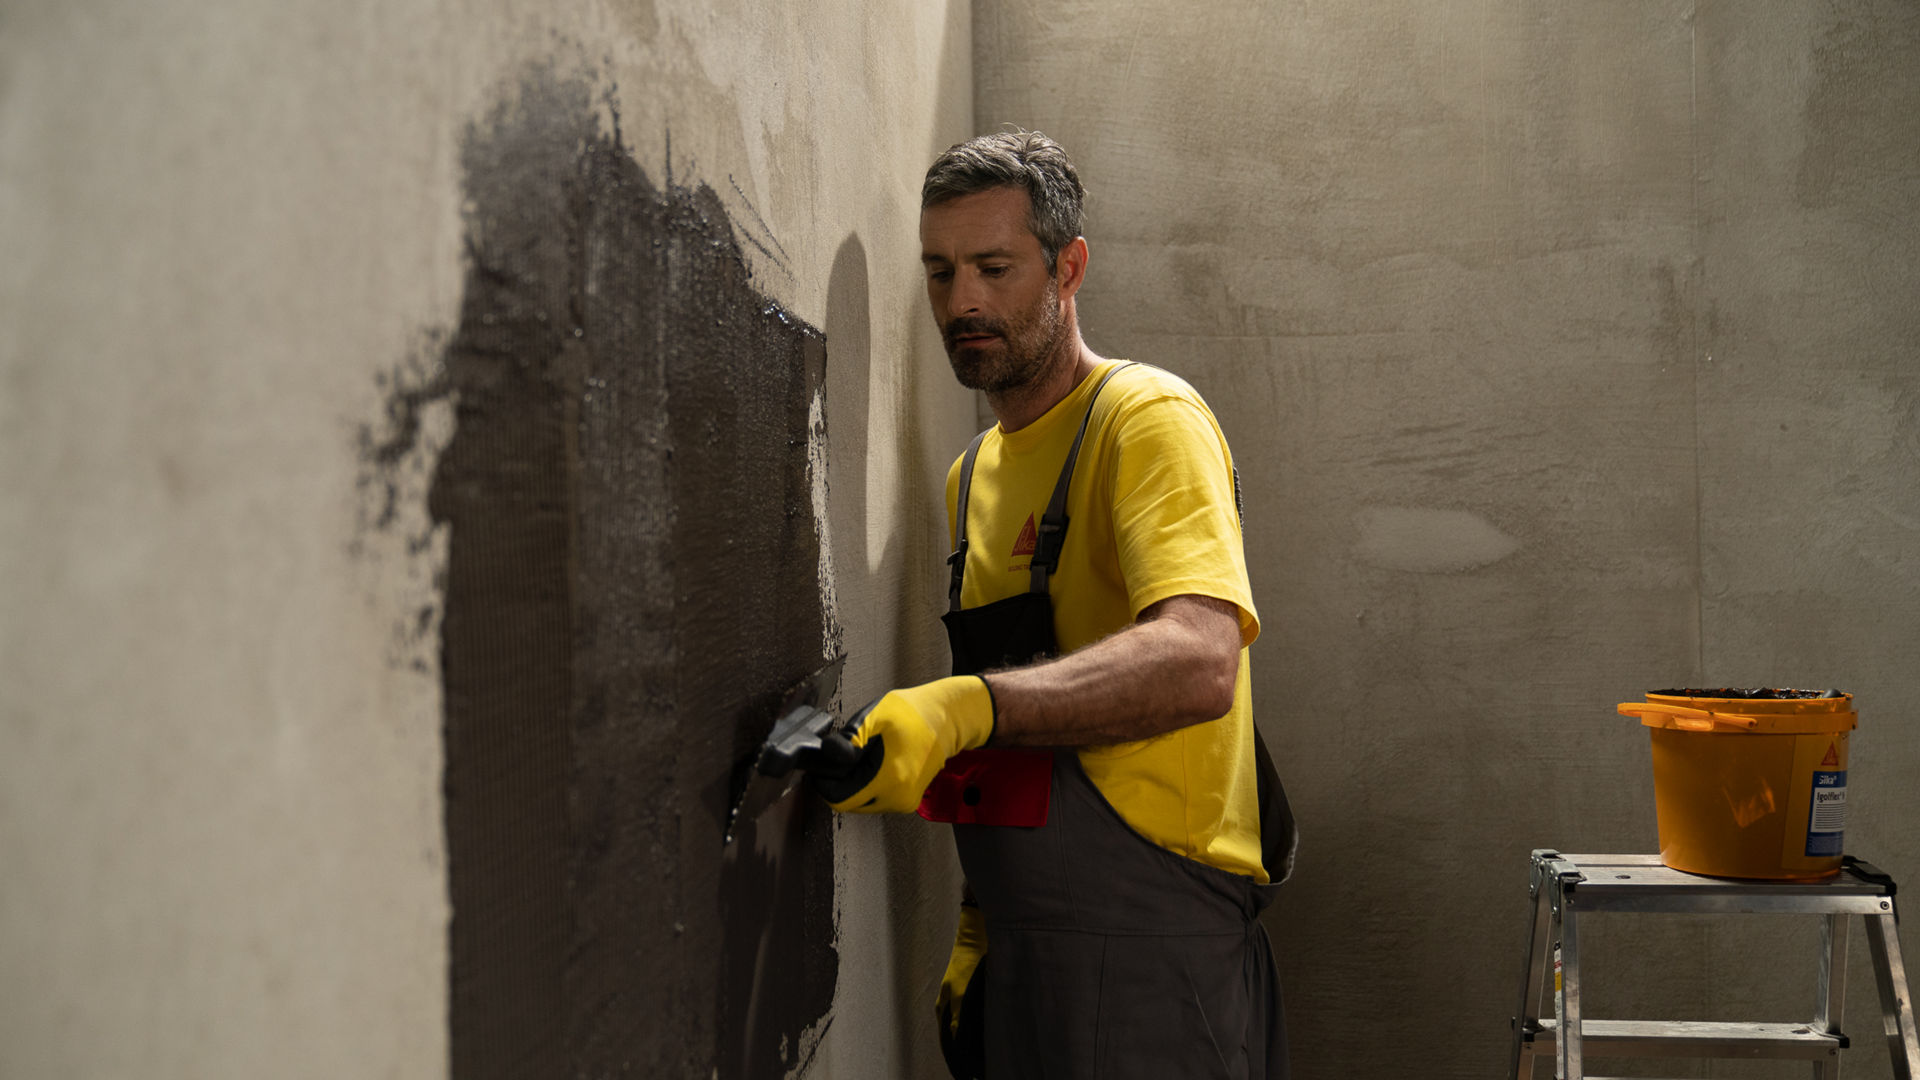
[946,271,984,318]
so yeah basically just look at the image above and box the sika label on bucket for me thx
[1617,688,1858,880]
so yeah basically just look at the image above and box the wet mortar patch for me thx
[368,63,839,1079]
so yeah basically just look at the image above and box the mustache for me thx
[943,316,1006,349]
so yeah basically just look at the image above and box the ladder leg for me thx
[1815,911,1849,1080]
[1863,903,1920,1080]
[1556,871,1582,1080]
[1512,852,1556,1080]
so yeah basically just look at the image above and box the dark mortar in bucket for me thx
[1653,688,1847,699]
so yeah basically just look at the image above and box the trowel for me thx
[723,654,855,846]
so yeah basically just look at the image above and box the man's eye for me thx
[982,265,1010,277]
[928,269,953,283]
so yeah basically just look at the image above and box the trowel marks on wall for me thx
[423,64,836,1079]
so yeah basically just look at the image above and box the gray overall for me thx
[936,364,1298,1079]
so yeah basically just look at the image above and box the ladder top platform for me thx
[1534,851,1896,914]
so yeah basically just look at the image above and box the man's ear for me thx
[1055,236,1090,301]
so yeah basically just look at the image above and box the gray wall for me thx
[1,1,974,1076]
[977,1,1919,1077]
[5,1,1915,1078]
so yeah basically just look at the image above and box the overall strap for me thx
[1029,362,1137,595]
[947,427,992,614]
[946,361,1141,611]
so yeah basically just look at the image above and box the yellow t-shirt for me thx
[944,359,1267,882]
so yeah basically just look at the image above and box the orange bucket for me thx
[1619,689,1857,880]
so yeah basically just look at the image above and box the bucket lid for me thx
[1621,689,1857,734]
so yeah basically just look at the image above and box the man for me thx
[815,131,1296,1079]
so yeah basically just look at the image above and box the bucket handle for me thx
[1617,702,1760,731]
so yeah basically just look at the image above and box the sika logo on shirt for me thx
[1011,514,1039,557]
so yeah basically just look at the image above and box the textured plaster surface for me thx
[1,2,462,1076]
[1,1,973,1078]
[976,1,1919,1077]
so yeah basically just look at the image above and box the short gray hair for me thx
[922,130,1085,270]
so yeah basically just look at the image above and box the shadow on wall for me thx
[831,220,984,1078]
[825,231,954,1077]
[365,61,841,1079]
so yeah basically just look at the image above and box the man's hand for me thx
[811,675,996,812]
[936,901,989,1078]
[936,901,987,1038]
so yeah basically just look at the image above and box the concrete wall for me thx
[1,1,973,1077]
[8,1,1915,1077]
[976,1,1919,1077]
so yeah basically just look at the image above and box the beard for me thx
[941,277,1068,395]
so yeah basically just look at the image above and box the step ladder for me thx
[1510,851,1920,1080]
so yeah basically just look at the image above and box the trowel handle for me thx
[1617,702,1759,731]
[811,726,862,775]
[758,706,831,777]
[759,705,862,777]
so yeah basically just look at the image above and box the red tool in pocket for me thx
[918,748,1054,826]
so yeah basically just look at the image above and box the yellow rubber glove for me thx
[811,675,996,813]
[935,902,987,1041]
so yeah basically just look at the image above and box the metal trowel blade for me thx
[723,655,845,846]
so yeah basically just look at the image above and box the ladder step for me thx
[1523,1018,1846,1059]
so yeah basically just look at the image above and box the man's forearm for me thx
[982,594,1242,747]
